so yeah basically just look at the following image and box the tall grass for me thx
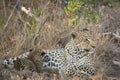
[0,0,120,80]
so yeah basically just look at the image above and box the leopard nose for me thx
[7,61,10,64]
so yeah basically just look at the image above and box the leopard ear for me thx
[71,32,77,39]
[29,48,34,52]
[41,51,46,56]
[82,28,89,31]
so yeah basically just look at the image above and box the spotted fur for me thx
[2,30,96,79]
[3,51,30,69]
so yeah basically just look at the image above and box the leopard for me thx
[2,49,60,74]
[3,51,31,69]
[2,28,96,79]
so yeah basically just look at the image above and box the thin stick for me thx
[113,60,120,67]
[101,32,120,39]
[4,0,20,30]
[3,0,7,17]
[21,6,34,18]
[21,2,50,48]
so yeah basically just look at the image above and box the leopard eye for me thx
[12,58,14,59]
[13,60,16,63]
[7,61,10,64]
[6,59,9,61]
[84,49,89,52]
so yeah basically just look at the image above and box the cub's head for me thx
[3,57,17,69]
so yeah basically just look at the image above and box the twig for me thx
[3,0,7,17]
[113,33,120,39]
[21,5,49,48]
[21,6,40,22]
[21,6,35,17]
[113,60,120,67]
[21,6,43,22]
[101,32,120,40]
[4,0,20,30]
[100,32,112,36]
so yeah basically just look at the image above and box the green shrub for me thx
[64,0,100,26]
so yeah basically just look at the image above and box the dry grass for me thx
[0,0,120,80]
